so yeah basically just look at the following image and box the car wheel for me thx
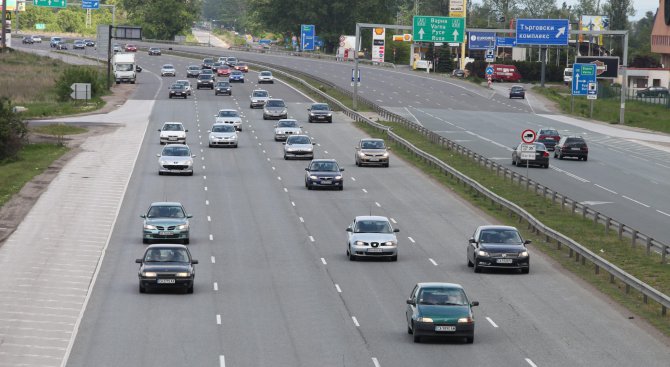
[209,144,213,148]
[183,238,190,245]
[158,172,163,176]
[522,267,530,274]
[348,249,356,261]
[169,96,172,99]
[583,156,588,161]
[466,336,474,344]
[558,152,563,160]
[467,257,473,267]
[544,164,549,168]
[474,261,482,273]
[306,184,312,190]
[512,157,516,166]
[139,283,146,293]
[284,154,288,160]
[384,162,389,168]
[339,186,344,191]
[355,159,360,166]
[188,172,194,176]
[407,323,413,334]
[413,334,421,343]
[263,115,267,120]
[390,255,398,262]
[187,284,194,294]
[553,151,558,158]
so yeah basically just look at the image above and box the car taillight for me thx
[538,135,546,140]
[542,151,549,157]
[582,146,588,151]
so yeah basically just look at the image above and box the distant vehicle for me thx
[636,86,669,97]
[31,35,43,43]
[490,64,521,82]
[208,123,238,148]
[283,134,315,160]
[563,67,573,85]
[512,142,549,168]
[451,69,465,78]
[196,74,215,89]
[168,84,188,99]
[536,128,560,151]
[509,85,525,99]
[406,282,478,343]
[214,81,232,96]
[73,40,86,50]
[554,136,589,161]
[22,36,34,44]
[467,225,530,274]
[186,65,201,78]
[112,44,122,53]
[175,80,192,96]
[225,57,238,66]
[124,44,138,52]
[157,144,195,176]
[235,63,249,72]
[346,215,399,261]
[55,41,68,50]
[136,244,198,294]
[355,138,390,167]
[258,70,274,84]
[249,89,270,108]
[214,109,242,131]
[216,64,231,77]
[274,119,303,141]
[83,39,95,47]
[140,202,192,244]
[307,103,332,123]
[201,58,214,69]
[263,99,287,120]
[229,70,245,83]
[304,159,344,190]
[160,64,176,77]
[148,47,162,56]
[217,56,229,63]
[158,122,187,144]
[49,36,62,47]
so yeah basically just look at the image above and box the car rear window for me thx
[540,130,559,135]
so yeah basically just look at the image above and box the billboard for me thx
[579,15,609,45]
[372,27,385,63]
[0,0,17,11]
[574,56,619,79]
[468,32,496,50]
[449,0,466,18]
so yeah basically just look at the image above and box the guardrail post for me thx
[631,230,638,248]
[582,206,588,219]
[575,252,580,262]
[625,284,630,294]
[542,186,548,197]
[581,256,585,265]
[569,248,573,258]
[618,223,623,240]
[557,241,561,250]
[646,238,652,255]
[643,294,648,304]
[595,264,600,274]
[552,191,557,203]
[571,201,577,214]
[605,217,611,233]
[593,212,599,226]
[662,245,668,264]
[561,197,566,211]
[663,306,667,316]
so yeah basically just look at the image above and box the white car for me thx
[273,119,302,141]
[283,134,314,160]
[346,216,399,261]
[208,123,238,148]
[214,109,243,131]
[157,144,195,176]
[258,71,274,84]
[249,89,270,108]
[31,35,43,43]
[158,122,187,144]
[160,64,176,77]
[175,80,192,95]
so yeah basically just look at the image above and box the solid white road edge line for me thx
[525,358,538,367]
[352,316,360,327]
[372,357,381,367]
[335,284,342,293]
[429,258,438,266]
[486,317,499,328]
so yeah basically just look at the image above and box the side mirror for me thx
[207,130,211,133]
[307,108,311,111]
[387,147,391,150]
[140,214,146,218]
[406,299,416,305]
[158,129,162,132]
[340,168,345,171]
[191,260,199,265]
[156,153,161,157]
[135,259,143,263]
[191,154,197,158]
[305,168,309,171]
[468,238,476,244]
[524,239,532,245]
[185,129,189,132]
[355,147,360,150]
[282,142,286,145]
[312,143,316,145]
[346,227,352,232]
[187,214,193,218]
[471,301,479,307]
[393,228,400,233]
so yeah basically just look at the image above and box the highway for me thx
[4,41,669,366]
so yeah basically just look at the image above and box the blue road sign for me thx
[496,37,516,47]
[516,19,569,46]
[571,63,597,96]
[301,24,315,51]
[485,66,494,75]
[468,32,496,50]
[82,0,99,9]
[314,36,323,48]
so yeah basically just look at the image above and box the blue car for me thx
[230,70,245,83]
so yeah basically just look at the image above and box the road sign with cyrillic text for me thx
[413,16,465,43]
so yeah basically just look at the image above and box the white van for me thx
[563,67,573,85]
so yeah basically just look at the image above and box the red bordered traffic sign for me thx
[521,129,536,144]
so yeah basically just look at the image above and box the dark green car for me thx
[406,282,479,343]
[141,202,192,244]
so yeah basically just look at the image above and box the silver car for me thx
[160,64,176,77]
[283,134,314,160]
[258,70,274,84]
[175,80,192,95]
[249,89,270,108]
[263,99,288,120]
[208,123,238,148]
[346,216,399,261]
[157,144,195,176]
[158,122,187,145]
[273,119,302,141]
[355,138,390,167]
[214,109,243,131]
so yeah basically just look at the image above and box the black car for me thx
[186,65,201,78]
[307,103,333,123]
[509,85,525,99]
[22,36,34,44]
[305,159,344,190]
[196,74,215,89]
[169,83,188,99]
[467,225,530,274]
[554,136,588,161]
[214,81,232,96]
[451,69,465,78]
[84,39,96,47]
[636,86,668,97]
[512,142,549,168]
[148,47,162,56]
[202,58,215,69]
[136,244,198,294]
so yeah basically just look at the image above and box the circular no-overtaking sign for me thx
[521,129,536,144]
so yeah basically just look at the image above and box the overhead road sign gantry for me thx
[413,16,465,43]
[571,63,596,96]
[33,0,66,8]
[515,19,569,46]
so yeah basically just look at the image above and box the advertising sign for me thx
[574,56,619,79]
[580,15,609,45]
[449,0,466,18]
[468,32,496,50]
[372,27,385,63]
[0,0,16,11]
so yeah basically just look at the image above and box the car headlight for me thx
[334,175,343,180]
[175,272,190,277]
[309,175,318,180]
[417,317,433,323]
[142,271,157,277]
[185,160,193,166]
[382,152,389,157]
[458,317,473,324]
[478,250,489,257]
[177,224,189,230]
[358,152,365,157]
[384,241,395,246]
[519,251,529,257]
[355,241,365,246]
[310,112,316,116]
[281,109,287,114]
[326,112,332,116]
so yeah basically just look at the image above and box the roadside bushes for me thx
[0,98,29,161]
[54,66,107,102]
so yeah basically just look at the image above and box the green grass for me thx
[355,120,670,336]
[0,144,69,207]
[31,124,88,136]
[20,99,105,119]
[533,85,670,133]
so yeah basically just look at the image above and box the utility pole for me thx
[1,0,7,51]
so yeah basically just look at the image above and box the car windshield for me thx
[117,64,133,71]
[144,248,189,263]
[540,130,558,135]
[266,100,285,107]
[170,85,184,90]
[512,87,524,91]
[232,71,242,75]
[212,125,236,133]
[260,72,272,76]
[312,104,330,111]
[198,75,212,80]
[218,111,238,117]
[354,220,392,233]
[163,65,174,69]
[310,161,338,172]
[361,140,385,149]
[176,81,189,86]
[277,120,298,127]
[162,146,191,157]
[188,66,200,70]
[163,123,183,131]
[287,136,310,144]
[147,205,185,219]
[216,82,229,87]
[418,288,467,306]
[253,91,268,97]
[478,229,522,243]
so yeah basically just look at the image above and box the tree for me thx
[0,98,28,162]
[602,0,635,30]
[518,0,558,18]
[119,0,201,39]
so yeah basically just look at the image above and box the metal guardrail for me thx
[167,47,670,316]
[228,46,397,68]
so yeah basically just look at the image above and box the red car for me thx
[124,44,138,52]
[216,65,231,76]
[536,128,561,151]
[235,63,249,72]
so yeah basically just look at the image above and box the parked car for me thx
[512,142,549,168]
[214,109,242,131]
[249,89,270,108]
[406,282,478,343]
[258,70,274,84]
[136,244,198,294]
[304,159,344,190]
[140,202,192,244]
[509,85,525,99]
[466,225,530,274]
[636,86,669,97]
[196,74,215,89]
[355,138,390,167]
[168,83,188,99]
[208,123,238,148]
[148,47,162,56]
[229,70,245,83]
[160,64,176,77]
[214,81,232,96]
[274,119,303,141]
[346,215,399,261]
[263,99,287,120]
[186,65,201,78]
[535,128,560,151]
[124,44,138,52]
[283,135,314,160]
[158,122,187,144]
[451,69,466,78]
[157,144,195,176]
[554,136,589,161]
[307,103,332,123]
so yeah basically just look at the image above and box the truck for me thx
[563,67,573,85]
[113,53,136,84]
[489,64,522,82]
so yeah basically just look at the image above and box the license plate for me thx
[317,116,325,119]
[367,248,383,253]
[435,325,456,332]
[497,258,513,264]
[369,158,379,162]
[159,231,172,236]
[571,147,580,151]
[169,137,177,140]
[321,180,332,184]
[157,279,175,284]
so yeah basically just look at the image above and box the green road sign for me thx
[413,16,465,43]
[33,0,66,8]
